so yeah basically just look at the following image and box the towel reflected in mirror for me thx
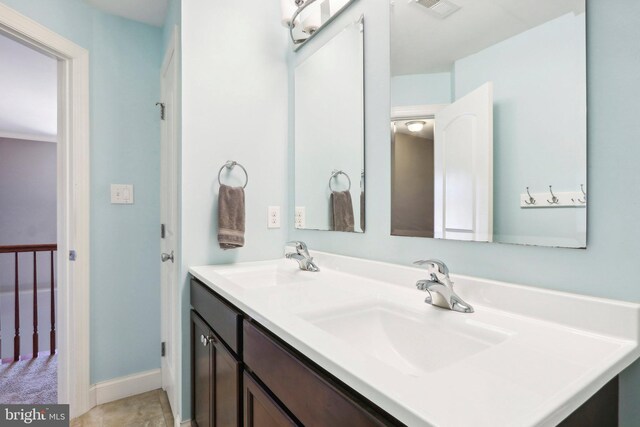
[331,190,354,232]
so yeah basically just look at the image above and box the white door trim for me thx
[160,25,181,421]
[391,104,447,121]
[0,4,91,418]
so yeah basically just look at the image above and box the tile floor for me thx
[70,389,175,427]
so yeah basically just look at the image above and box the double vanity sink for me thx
[190,250,640,426]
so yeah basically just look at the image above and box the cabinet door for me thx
[192,312,213,427]
[212,335,240,427]
[244,321,387,427]
[244,373,297,427]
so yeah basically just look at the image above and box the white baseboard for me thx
[88,368,162,406]
[176,418,191,427]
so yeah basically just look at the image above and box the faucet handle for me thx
[287,241,310,256]
[413,259,450,276]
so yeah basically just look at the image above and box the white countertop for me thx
[190,251,640,427]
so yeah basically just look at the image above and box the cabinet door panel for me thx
[244,373,297,427]
[191,279,242,355]
[243,321,385,427]
[192,312,213,427]
[213,337,240,427]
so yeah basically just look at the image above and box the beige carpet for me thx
[0,354,57,404]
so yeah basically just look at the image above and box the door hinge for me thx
[156,102,166,120]
[161,342,166,357]
[69,250,77,261]
[161,224,166,239]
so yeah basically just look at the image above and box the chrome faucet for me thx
[285,241,319,272]
[414,259,474,313]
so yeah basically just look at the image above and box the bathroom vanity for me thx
[189,251,640,427]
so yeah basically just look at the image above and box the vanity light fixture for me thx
[283,0,357,49]
[407,121,426,133]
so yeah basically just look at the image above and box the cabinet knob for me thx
[200,334,217,346]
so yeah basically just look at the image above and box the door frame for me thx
[391,104,446,122]
[160,25,181,424]
[0,4,91,418]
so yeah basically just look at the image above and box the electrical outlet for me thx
[268,206,281,229]
[295,207,306,229]
[111,184,134,204]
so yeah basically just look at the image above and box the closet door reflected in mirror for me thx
[390,0,587,248]
[295,17,365,233]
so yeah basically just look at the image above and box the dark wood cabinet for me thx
[191,311,240,427]
[243,373,297,427]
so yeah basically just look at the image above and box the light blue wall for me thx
[288,0,640,425]
[90,12,162,383]
[0,0,163,383]
[391,72,452,107]
[180,0,289,417]
[454,13,587,247]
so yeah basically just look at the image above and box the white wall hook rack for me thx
[520,186,587,208]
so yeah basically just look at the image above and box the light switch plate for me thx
[268,206,281,229]
[111,184,134,204]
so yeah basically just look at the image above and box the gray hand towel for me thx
[331,190,355,232]
[218,184,245,249]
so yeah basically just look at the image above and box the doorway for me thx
[0,3,91,418]
[0,27,59,405]
[391,117,436,238]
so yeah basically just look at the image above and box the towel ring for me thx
[218,160,248,189]
[329,170,351,192]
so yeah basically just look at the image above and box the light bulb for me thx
[280,0,298,27]
[406,121,426,133]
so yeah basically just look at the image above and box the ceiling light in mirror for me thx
[406,121,426,133]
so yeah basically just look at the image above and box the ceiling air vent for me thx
[415,0,461,19]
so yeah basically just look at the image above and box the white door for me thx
[434,82,493,242]
[160,30,179,417]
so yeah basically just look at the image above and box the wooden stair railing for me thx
[0,244,57,362]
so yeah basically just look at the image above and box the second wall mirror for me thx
[295,17,365,233]
[390,0,587,248]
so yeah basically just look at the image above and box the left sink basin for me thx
[216,263,314,289]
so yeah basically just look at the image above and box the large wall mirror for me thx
[390,0,587,248]
[295,17,365,233]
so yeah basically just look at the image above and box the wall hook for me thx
[547,185,559,204]
[524,187,536,205]
[577,184,587,204]
[571,184,587,204]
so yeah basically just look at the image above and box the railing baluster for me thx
[0,244,56,361]
[14,252,20,362]
[50,250,56,354]
[0,265,2,362]
[33,251,39,358]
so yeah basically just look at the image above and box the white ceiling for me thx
[85,0,169,27]
[391,0,585,76]
[0,33,57,141]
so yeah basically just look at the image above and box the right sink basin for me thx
[298,301,511,376]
